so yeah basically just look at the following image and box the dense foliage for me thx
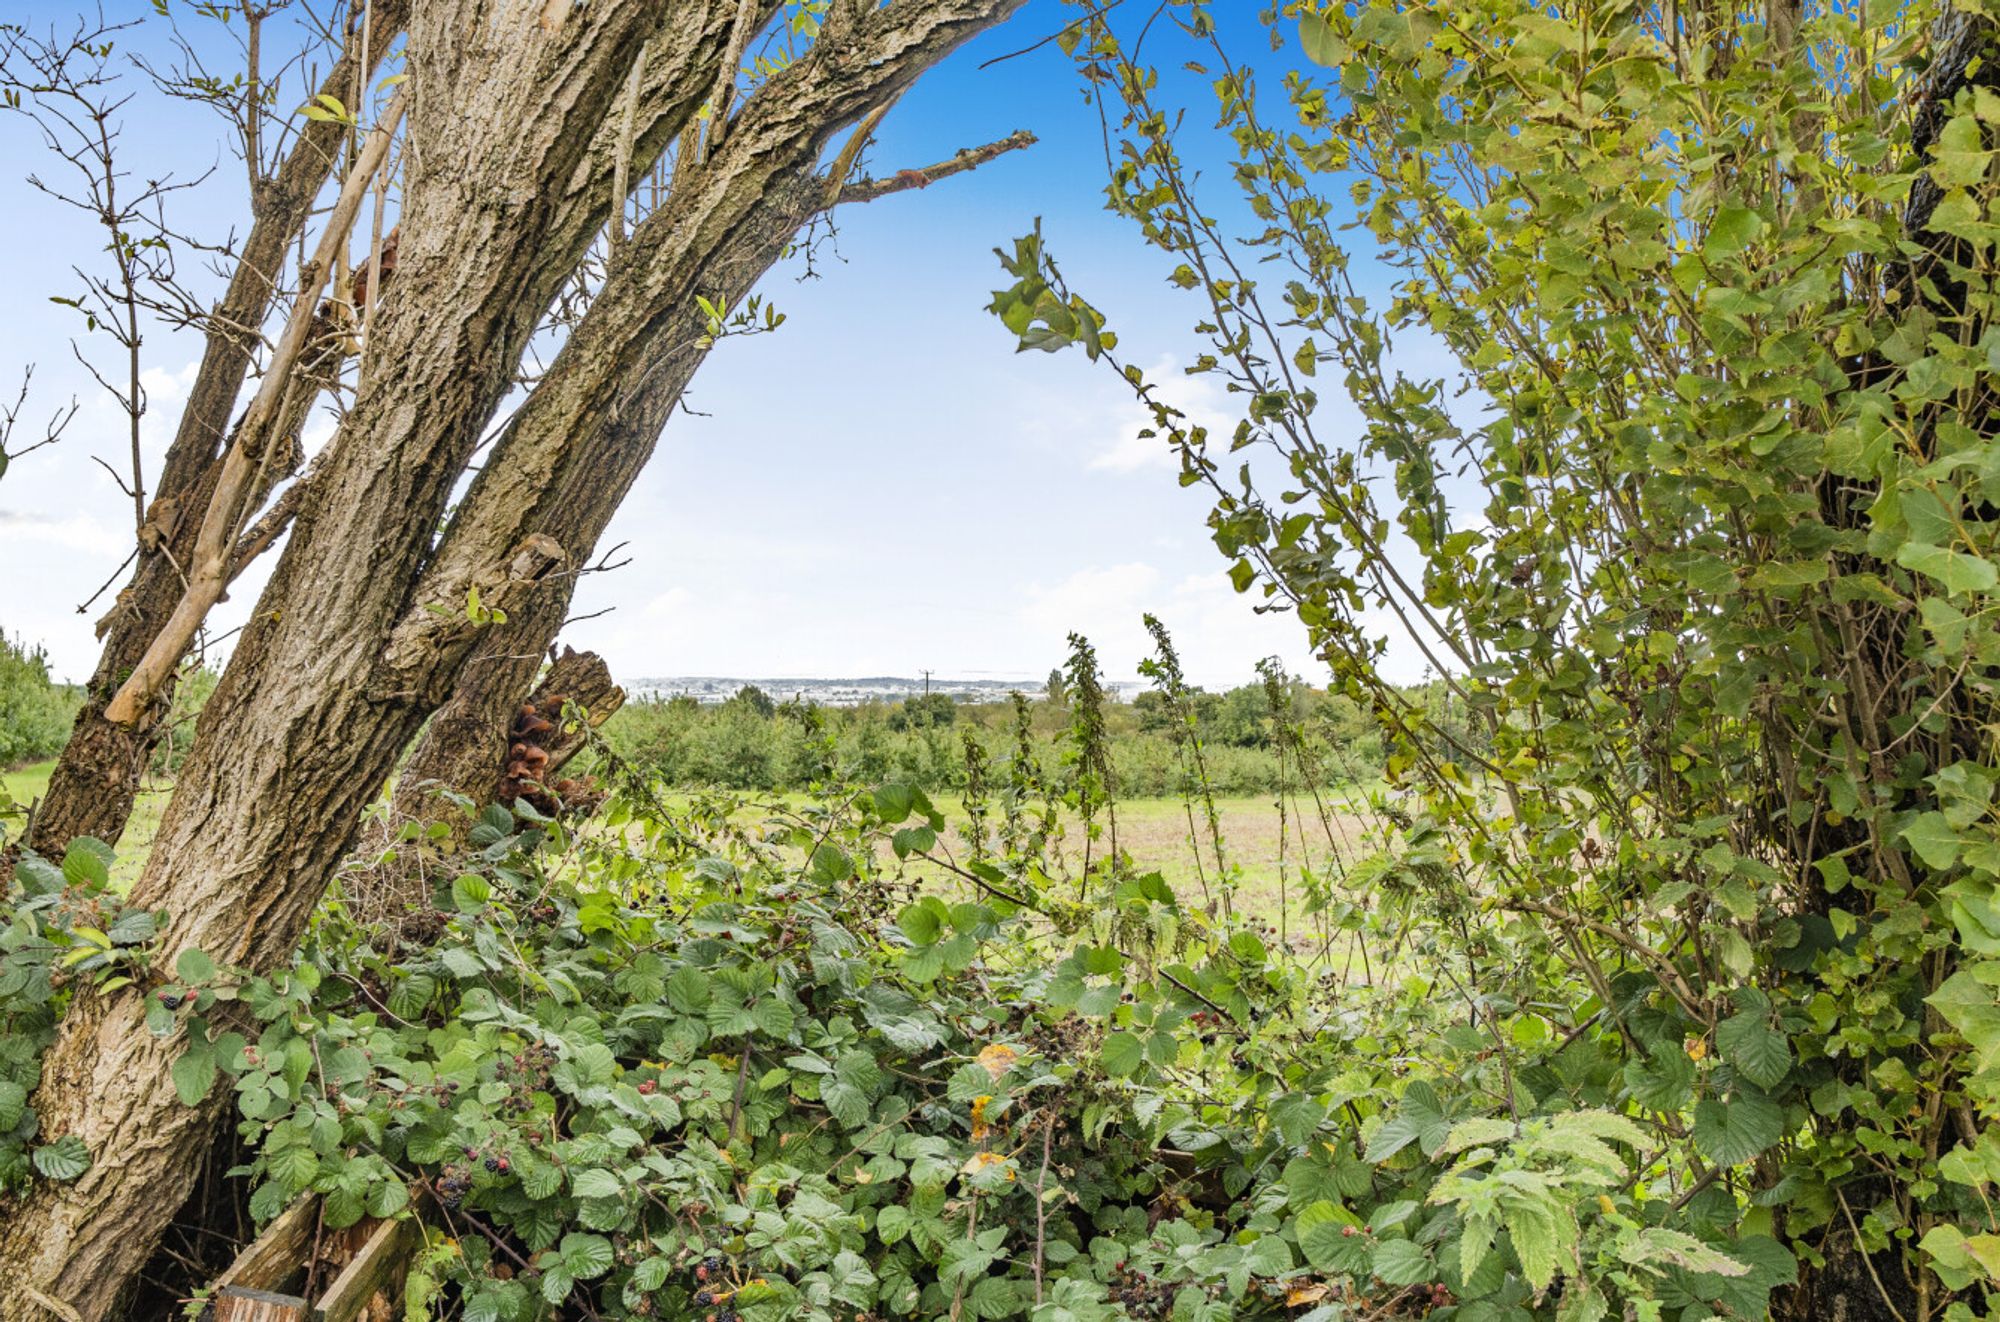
[0,631,78,767]
[11,0,2000,1316]
[983,0,2000,1315]
[4,746,1806,1321]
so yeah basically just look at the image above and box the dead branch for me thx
[832,128,1037,206]
[103,85,409,727]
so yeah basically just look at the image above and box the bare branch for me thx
[103,84,408,726]
[832,128,1035,207]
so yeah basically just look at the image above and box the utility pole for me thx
[920,668,933,697]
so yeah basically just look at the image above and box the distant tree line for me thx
[596,674,1484,797]
[0,633,79,767]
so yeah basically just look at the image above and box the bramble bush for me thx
[2,750,1803,1321]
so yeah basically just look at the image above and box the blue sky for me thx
[0,1,1399,691]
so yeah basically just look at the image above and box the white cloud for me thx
[0,508,125,555]
[641,586,696,618]
[1014,561,1319,689]
[1088,355,1238,474]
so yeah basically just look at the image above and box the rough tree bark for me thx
[353,120,1034,929]
[27,3,411,856]
[26,0,758,858]
[0,3,1022,1315]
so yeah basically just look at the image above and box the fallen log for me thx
[206,1195,423,1322]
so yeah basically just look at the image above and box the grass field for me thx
[660,788,1386,950]
[2,759,167,891]
[4,759,1387,945]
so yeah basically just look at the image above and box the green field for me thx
[649,787,1384,953]
[6,756,1382,937]
[2,759,166,891]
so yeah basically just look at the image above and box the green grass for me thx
[4,758,1385,945]
[647,788,1384,951]
[3,758,167,892]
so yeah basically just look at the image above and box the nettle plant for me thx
[991,0,2000,1316]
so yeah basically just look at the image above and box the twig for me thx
[833,129,1037,208]
[1033,1118,1053,1305]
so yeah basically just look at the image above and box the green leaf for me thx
[560,1232,615,1280]
[1247,1233,1292,1276]
[1897,541,1998,595]
[571,1168,623,1200]
[175,947,216,985]
[32,1135,90,1182]
[1931,968,2000,1072]
[1371,1238,1432,1286]
[1693,1093,1784,1166]
[1298,13,1349,66]
[1271,1092,1327,1147]
[665,966,710,1013]
[451,872,491,912]
[874,782,916,824]
[172,1044,217,1105]
[1366,1080,1450,1161]
[1509,1202,1561,1291]
[1704,204,1765,259]
[1934,113,1993,188]
[366,1177,410,1219]
[62,839,112,889]
[1625,1045,1696,1111]
[106,908,157,945]
[1716,1011,1792,1089]
[1297,1201,1365,1272]
[899,899,945,945]
[1904,811,1966,870]
[1621,1228,1749,1276]
[1101,1031,1144,1077]
[267,1142,318,1192]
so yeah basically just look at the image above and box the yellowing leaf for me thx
[961,1151,1015,1180]
[976,1043,1019,1080]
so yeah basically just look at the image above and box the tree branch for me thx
[102,87,408,726]
[831,129,1036,207]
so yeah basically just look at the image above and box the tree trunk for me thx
[28,4,410,856]
[351,71,1033,933]
[24,0,753,857]
[0,4,1020,1314]
[349,643,623,935]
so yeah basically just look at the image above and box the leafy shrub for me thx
[5,772,1794,1322]
[0,633,79,767]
